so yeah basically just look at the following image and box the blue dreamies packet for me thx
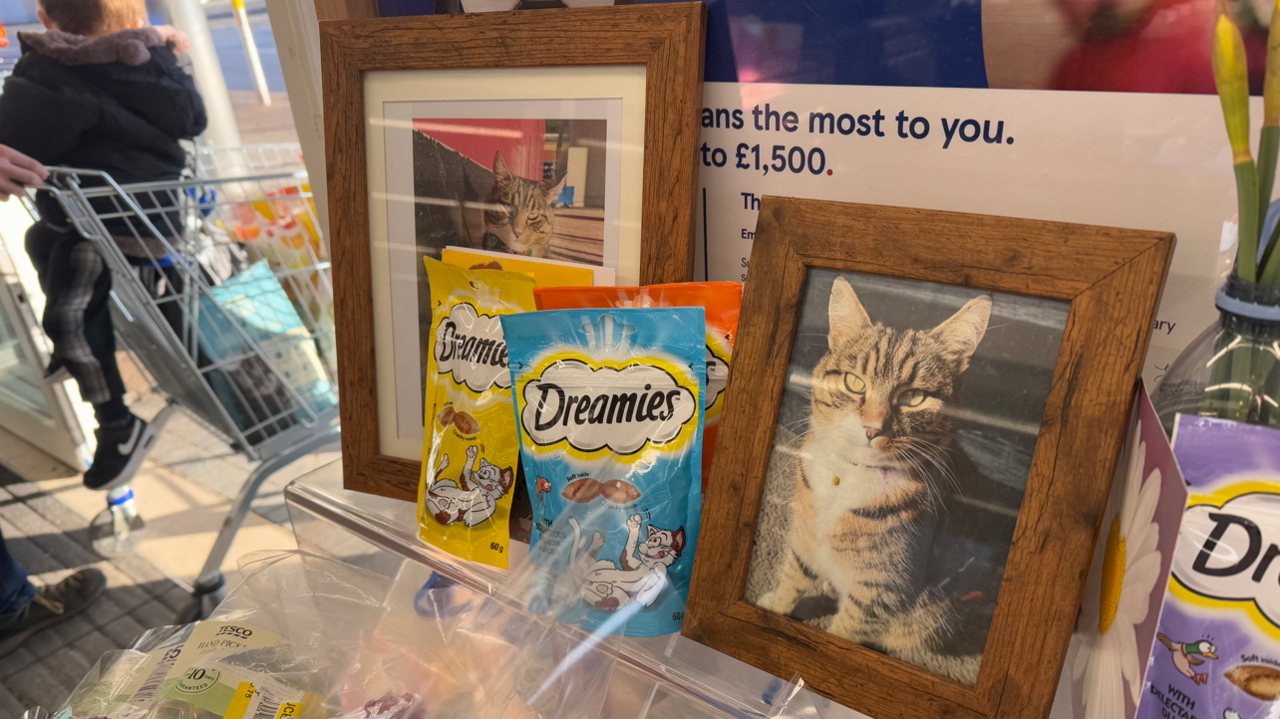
[501,307,706,637]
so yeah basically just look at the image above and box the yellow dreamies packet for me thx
[418,257,536,569]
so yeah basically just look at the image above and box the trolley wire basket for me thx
[41,168,338,457]
[25,149,340,618]
[194,143,309,180]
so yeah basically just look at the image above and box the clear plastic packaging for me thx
[36,541,822,719]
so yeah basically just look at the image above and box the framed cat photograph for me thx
[321,4,705,500]
[683,197,1174,719]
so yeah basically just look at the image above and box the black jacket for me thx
[0,26,206,180]
[0,27,207,235]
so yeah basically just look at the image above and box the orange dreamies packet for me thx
[534,282,742,492]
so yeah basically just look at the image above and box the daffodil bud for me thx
[1215,12,1253,164]
[1267,0,1280,126]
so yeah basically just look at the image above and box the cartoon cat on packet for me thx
[565,514,687,612]
[427,445,515,528]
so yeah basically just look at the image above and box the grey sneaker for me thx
[0,568,107,655]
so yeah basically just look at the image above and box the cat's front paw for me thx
[754,590,789,615]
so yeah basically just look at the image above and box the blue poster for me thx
[384,0,1259,95]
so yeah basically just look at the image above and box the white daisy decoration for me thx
[1073,419,1164,719]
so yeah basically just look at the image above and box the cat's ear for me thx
[828,276,873,349]
[493,152,512,184]
[671,527,686,557]
[932,295,992,372]
[543,173,567,199]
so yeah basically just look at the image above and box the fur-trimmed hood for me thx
[16,26,191,67]
[0,19,207,218]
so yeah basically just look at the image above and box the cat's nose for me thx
[864,425,883,440]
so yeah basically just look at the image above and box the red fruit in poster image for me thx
[1050,0,1267,94]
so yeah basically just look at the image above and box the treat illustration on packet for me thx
[502,307,706,637]
[1225,665,1280,701]
[416,257,535,569]
[560,477,640,504]
[438,404,481,435]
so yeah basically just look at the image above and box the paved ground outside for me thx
[0,382,327,712]
[0,460,188,714]
[0,352,331,712]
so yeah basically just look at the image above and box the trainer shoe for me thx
[84,414,160,490]
[0,568,106,655]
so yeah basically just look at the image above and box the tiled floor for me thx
[0,461,189,714]
[0,350,327,711]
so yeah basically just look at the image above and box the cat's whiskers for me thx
[890,439,962,517]
[906,438,962,497]
[778,417,812,435]
[899,453,942,514]
[912,456,961,514]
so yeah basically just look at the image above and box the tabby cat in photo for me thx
[412,132,566,259]
[755,277,1002,685]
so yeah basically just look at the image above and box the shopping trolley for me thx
[25,147,340,620]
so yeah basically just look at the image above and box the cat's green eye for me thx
[527,213,540,222]
[843,373,866,395]
[897,389,928,407]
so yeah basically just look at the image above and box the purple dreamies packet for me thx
[1140,416,1280,719]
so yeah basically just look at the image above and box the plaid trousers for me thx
[25,221,125,408]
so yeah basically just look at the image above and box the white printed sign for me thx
[695,82,1250,385]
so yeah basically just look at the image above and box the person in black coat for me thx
[0,0,207,491]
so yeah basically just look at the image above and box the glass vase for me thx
[1151,275,1280,433]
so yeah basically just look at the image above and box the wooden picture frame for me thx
[322,5,706,501]
[683,197,1174,719]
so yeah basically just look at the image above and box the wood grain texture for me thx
[312,0,377,22]
[322,5,705,501]
[682,197,1175,719]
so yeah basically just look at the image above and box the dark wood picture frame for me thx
[683,197,1174,719]
[322,5,706,501]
